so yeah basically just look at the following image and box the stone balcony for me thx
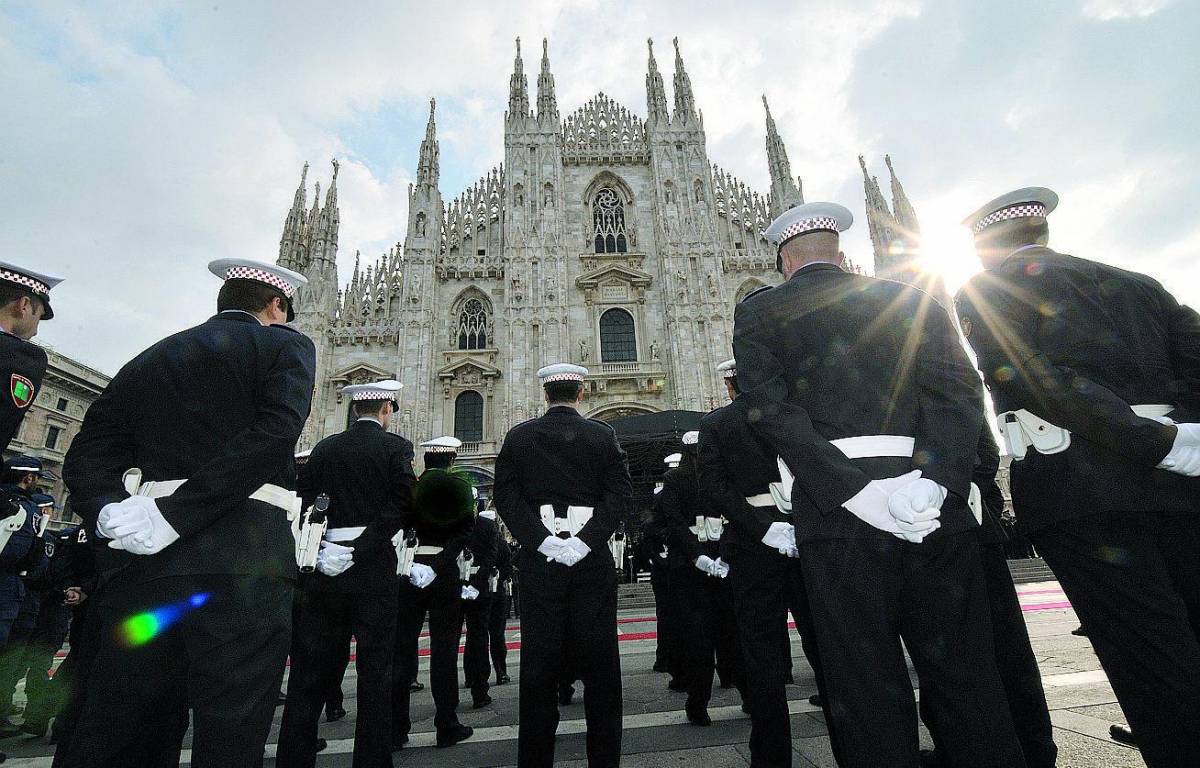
[457,440,499,457]
[581,360,668,396]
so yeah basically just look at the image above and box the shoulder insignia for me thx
[44,542,56,558]
[10,374,34,409]
[76,528,88,544]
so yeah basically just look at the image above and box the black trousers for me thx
[920,541,1057,768]
[517,564,621,768]
[277,587,397,768]
[661,562,690,682]
[728,548,834,768]
[462,590,492,700]
[392,563,463,736]
[488,583,510,679]
[57,574,291,768]
[801,533,1026,768]
[1032,511,1200,768]
[649,559,674,670]
[16,597,72,727]
[676,565,745,712]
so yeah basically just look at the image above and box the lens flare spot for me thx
[119,592,212,647]
[994,365,1016,382]
[1024,261,1045,277]
[123,613,160,646]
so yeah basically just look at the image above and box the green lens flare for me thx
[123,613,161,646]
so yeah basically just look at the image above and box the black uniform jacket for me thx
[956,247,1200,531]
[973,428,1009,546]
[409,467,475,572]
[0,485,46,574]
[1,328,48,451]
[494,405,634,574]
[495,534,513,583]
[698,402,789,559]
[300,418,415,595]
[658,457,720,567]
[64,311,316,582]
[463,513,498,593]
[733,263,985,542]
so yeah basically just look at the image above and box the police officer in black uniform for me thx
[462,498,498,708]
[494,363,633,768]
[488,525,513,685]
[0,261,60,452]
[60,257,315,768]
[657,430,746,726]
[956,187,1200,767]
[0,457,50,654]
[698,359,838,766]
[277,379,414,768]
[391,436,475,750]
[735,202,1025,767]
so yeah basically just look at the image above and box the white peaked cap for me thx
[763,202,853,249]
[716,359,737,378]
[538,363,589,383]
[421,435,463,453]
[961,187,1058,234]
[208,258,308,298]
[342,379,403,401]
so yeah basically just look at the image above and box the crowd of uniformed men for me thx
[0,182,1198,768]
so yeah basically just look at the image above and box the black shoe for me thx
[741,702,751,715]
[20,719,48,738]
[668,679,688,693]
[1071,626,1087,637]
[315,738,328,753]
[784,672,795,685]
[559,687,575,706]
[409,681,425,692]
[918,748,941,768]
[1110,724,1136,746]
[808,693,824,708]
[436,723,474,748]
[653,660,668,673]
[687,707,712,727]
[496,673,511,685]
[473,695,493,709]
[718,678,733,689]
[0,723,21,739]
[391,733,409,751]
[325,704,346,722]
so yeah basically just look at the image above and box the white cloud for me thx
[1082,0,1174,21]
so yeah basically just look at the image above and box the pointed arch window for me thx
[592,187,628,254]
[599,308,636,362]
[454,390,484,442]
[457,298,489,350]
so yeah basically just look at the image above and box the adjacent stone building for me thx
[279,38,921,485]
[4,347,111,511]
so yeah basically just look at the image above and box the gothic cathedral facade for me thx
[276,38,923,482]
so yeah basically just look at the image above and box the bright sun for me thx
[909,207,982,296]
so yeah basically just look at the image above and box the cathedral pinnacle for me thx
[885,154,920,236]
[671,37,697,125]
[536,37,558,123]
[508,37,530,119]
[292,162,309,211]
[417,98,440,188]
[645,38,670,126]
[763,95,802,216]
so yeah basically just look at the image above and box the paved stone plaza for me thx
[0,579,1145,767]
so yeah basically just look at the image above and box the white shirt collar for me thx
[356,416,383,427]
[218,309,264,325]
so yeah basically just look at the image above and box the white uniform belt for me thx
[830,435,915,459]
[129,477,299,516]
[745,493,776,507]
[414,545,444,555]
[325,526,365,543]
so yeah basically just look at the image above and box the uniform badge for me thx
[959,315,972,339]
[10,374,34,408]
[45,542,56,558]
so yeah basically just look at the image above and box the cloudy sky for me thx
[2,0,1196,375]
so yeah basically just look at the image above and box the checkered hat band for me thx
[0,269,50,297]
[542,373,584,383]
[351,390,396,401]
[973,204,1047,234]
[425,446,457,453]
[224,266,296,297]
[721,369,737,378]
[780,216,839,243]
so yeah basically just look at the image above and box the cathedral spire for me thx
[536,37,558,124]
[323,158,339,212]
[292,162,309,211]
[508,37,530,120]
[671,37,698,126]
[645,38,670,127]
[885,154,920,236]
[763,95,803,216]
[416,98,440,188]
[277,162,311,271]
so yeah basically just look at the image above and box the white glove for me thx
[315,540,354,576]
[887,478,947,544]
[409,562,436,588]
[538,535,570,561]
[1158,423,1200,477]
[843,470,923,537]
[695,555,717,575]
[461,585,480,600]
[712,558,730,579]
[105,497,181,555]
[761,521,798,558]
[563,537,591,559]
[97,500,145,540]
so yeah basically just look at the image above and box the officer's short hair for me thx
[424,452,455,469]
[727,375,741,396]
[352,398,393,417]
[544,380,583,404]
[980,218,1049,248]
[0,284,39,312]
[217,278,288,316]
